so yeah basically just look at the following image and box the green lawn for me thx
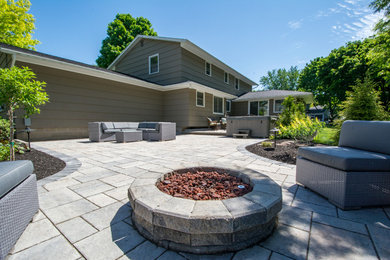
[313,127,338,145]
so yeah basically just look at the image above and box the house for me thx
[0,36,257,140]
[230,90,313,116]
[307,105,329,122]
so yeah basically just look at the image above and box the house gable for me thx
[114,39,183,85]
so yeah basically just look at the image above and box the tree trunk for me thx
[8,107,15,161]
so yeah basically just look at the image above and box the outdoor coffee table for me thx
[115,130,142,143]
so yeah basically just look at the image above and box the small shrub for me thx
[261,141,273,148]
[0,143,10,161]
[277,96,306,127]
[278,116,324,141]
[334,78,389,141]
[0,117,10,141]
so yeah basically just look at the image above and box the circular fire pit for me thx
[128,167,282,254]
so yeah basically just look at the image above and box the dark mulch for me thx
[157,170,252,200]
[246,139,324,165]
[15,148,66,180]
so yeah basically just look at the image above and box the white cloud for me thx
[328,0,384,40]
[288,20,303,30]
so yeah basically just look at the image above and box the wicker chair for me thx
[0,160,39,260]
[296,120,390,210]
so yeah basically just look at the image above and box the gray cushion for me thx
[104,128,121,133]
[298,146,390,172]
[0,160,34,198]
[113,122,139,129]
[138,122,159,130]
[139,129,159,133]
[101,122,114,130]
[339,120,390,155]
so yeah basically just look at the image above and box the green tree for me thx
[370,0,390,32]
[298,40,374,121]
[0,66,48,160]
[96,14,157,68]
[0,0,39,49]
[339,78,388,121]
[260,66,300,90]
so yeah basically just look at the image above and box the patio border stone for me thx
[128,166,282,254]
[31,144,82,188]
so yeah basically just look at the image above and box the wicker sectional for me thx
[0,161,39,260]
[296,120,390,210]
[88,122,176,142]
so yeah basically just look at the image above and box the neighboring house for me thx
[307,105,329,122]
[0,36,257,140]
[230,90,313,116]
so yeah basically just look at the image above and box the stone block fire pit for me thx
[128,167,282,254]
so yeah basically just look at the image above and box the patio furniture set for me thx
[88,122,176,143]
[0,120,389,259]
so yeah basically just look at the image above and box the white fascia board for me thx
[164,81,237,99]
[233,93,313,103]
[3,49,163,91]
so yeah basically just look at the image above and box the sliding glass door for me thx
[249,100,269,116]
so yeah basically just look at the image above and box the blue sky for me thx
[30,0,381,87]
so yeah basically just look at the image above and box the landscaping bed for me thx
[246,139,326,165]
[157,170,252,200]
[15,148,66,180]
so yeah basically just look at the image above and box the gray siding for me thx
[163,89,226,130]
[113,39,253,96]
[181,49,251,96]
[0,52,13,68]
[163,89,190,131]
[14,61,164,140]
[115,40,183,85]
[188,91,225,127]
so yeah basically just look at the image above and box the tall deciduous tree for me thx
[259,66,300,90]
[298,40,374,121]
[0,66,48,160]
[96,14,157,68]
[0,0,39,49]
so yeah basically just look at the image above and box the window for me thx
[149,54,159,74]
[249,100,268,116]
[224,72,229,84]
[274,99,284,113]
[213,96,223,114]
[205,62,212,76]
[235,78,240,90]
[226,100,231,112]
[196,91,205,107]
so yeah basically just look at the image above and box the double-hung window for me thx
[224,72,229,84]
[235,78,240,90]
[205,62,212,76]
[196,91,205,107]
[226,100,231,112]
[274,99,284,113]
[149,54,159,74]
[213,96,223,114]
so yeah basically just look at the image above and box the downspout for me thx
[10,54,16,67]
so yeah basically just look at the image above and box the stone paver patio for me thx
[6,135,390,260]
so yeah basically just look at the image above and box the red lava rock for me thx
[157,170,253,200]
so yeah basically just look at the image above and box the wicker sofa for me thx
[88,122,176,142]
[296,120,390,210]
[0,160,39,260]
